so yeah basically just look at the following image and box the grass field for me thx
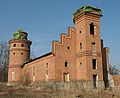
[0,83,120,98]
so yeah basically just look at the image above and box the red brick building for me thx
[8,6,110,89]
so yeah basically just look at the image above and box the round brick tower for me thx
[8,29,32,83]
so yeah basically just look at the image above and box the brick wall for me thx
[22,54,55,82]
[112,75,120,86]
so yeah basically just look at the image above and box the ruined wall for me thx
[22,54,55,82]
[52,27,77,81]
[8,39,31,82]
[112,75,120,86]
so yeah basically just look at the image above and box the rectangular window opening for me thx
[91,42,96,52]
[46,63,48,69]
[90,22,94,35]
[92,59,97,69]
[13,44,16,47]
[64,73,70,82]
[12,72,15,81]
[93,75,97,89]
[65,61,68,67]
[80,43,82,49]
[45,70,49,82]
[21,44,24,47]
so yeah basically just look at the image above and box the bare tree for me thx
[0,42,9,83]
[109,65,120,75]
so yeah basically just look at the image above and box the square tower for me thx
[73,6,104,88]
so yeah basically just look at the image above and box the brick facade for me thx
[8,5,111,89]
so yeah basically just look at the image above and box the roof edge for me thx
[21,52,53,68]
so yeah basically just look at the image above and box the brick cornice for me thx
[76,51,102,57]
[9,64,21,68]
[10,48,30,51]
[9,39,32,45]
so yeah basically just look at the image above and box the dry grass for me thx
[0,84,120,98]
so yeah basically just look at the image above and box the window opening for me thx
[46,70,48,75]
[64,73,70,82]
[65,61,68,67]
[45,70,49,81]
[80,43,82,49]
[90,22,94,35]
[67,46,70,50]
[21,44,24,47]
[80,62,82,65]
[91,42,96,52]
[93,75,97,88]
[92,59,97,69]
[13,44,16,47]
[80,30,81,33]
[46,63,48,69]
[12,72,15,80]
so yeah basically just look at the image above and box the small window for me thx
[92,59,97,69]
[80,62,82,65]
[21,52,23,55]
[46,70,48,75]
[67,46,70,50]
[90,22,94,35]
[91,42,96,52]
[13,44,16,47]
[12,72,15,81]
[80,30,81,33]
[13,52,15,55]
[65,61,68,67]
[80,43,82,49]
[21,44,24,47]
[64,73,70,82]
[45,71,49,81]
[93,75,97,88]
[46,63,48,69]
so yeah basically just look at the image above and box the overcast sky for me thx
[0,0,120,67]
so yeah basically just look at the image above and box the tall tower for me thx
[73,6,104,88]
[8,29,32,83]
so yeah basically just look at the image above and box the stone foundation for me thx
[26,81,105,92]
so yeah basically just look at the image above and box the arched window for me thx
[13,44,16,47]
[79,30,81,33]
[91,42,96,52]
[67,46,70,50]
[90,22,94,35]
[80,43,82,49]
[65,61,68,67]
[46,63,48,69]
[21,44,24,47]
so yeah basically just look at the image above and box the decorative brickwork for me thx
[8,5,110,89]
